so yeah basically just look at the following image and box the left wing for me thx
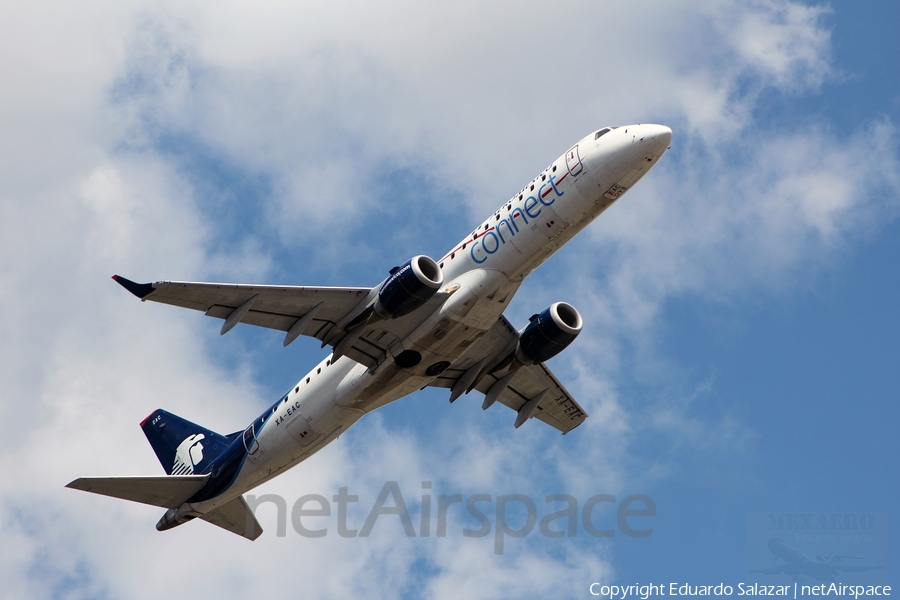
[429,316,588,434]
[113,275,447,369]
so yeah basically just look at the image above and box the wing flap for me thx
[204,304,307,332]
[66,475,210,509]
[474,363,587,433]
[145,280,372,336]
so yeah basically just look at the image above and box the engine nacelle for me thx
[374,255,444,319]
[515,302,583,364]
[156,506,198,531]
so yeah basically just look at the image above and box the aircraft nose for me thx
[581,123,672,186]
[637,124,672,148]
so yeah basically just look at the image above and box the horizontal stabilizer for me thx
[199,496,263,541]
[66,475,209,509]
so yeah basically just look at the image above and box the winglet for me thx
[112,275,155,299]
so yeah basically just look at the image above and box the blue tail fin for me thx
[141,409,236,475]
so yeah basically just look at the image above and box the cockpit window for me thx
[595,127,612,140]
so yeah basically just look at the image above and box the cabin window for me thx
[317,368,321,374]
[306,377,310,384]
[541,174,546,181]
[552,165,556,172]
[450,252,455,259]
[530,184,534,191]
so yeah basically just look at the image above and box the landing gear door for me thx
[566,145,583,177]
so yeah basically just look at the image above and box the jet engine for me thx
[515,302,583,364]
[373,255,444,319]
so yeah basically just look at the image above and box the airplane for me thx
[752,538,885,582]
[67,123,673,540]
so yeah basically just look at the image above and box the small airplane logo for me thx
[752,538,884,582]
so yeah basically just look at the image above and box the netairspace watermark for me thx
[589,583,892,599]
[247,481,656,554]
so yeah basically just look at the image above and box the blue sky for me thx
[0,1,897,598]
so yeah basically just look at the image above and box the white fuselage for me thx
[187,124,672,515]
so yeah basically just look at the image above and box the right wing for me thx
[113,275,447,370]
[428,316,588,434]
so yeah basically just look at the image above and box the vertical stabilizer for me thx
[141,409,235,475]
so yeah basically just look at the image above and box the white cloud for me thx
[727,0,832,91]
[1,0,898,598]
[93,0,841,247]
